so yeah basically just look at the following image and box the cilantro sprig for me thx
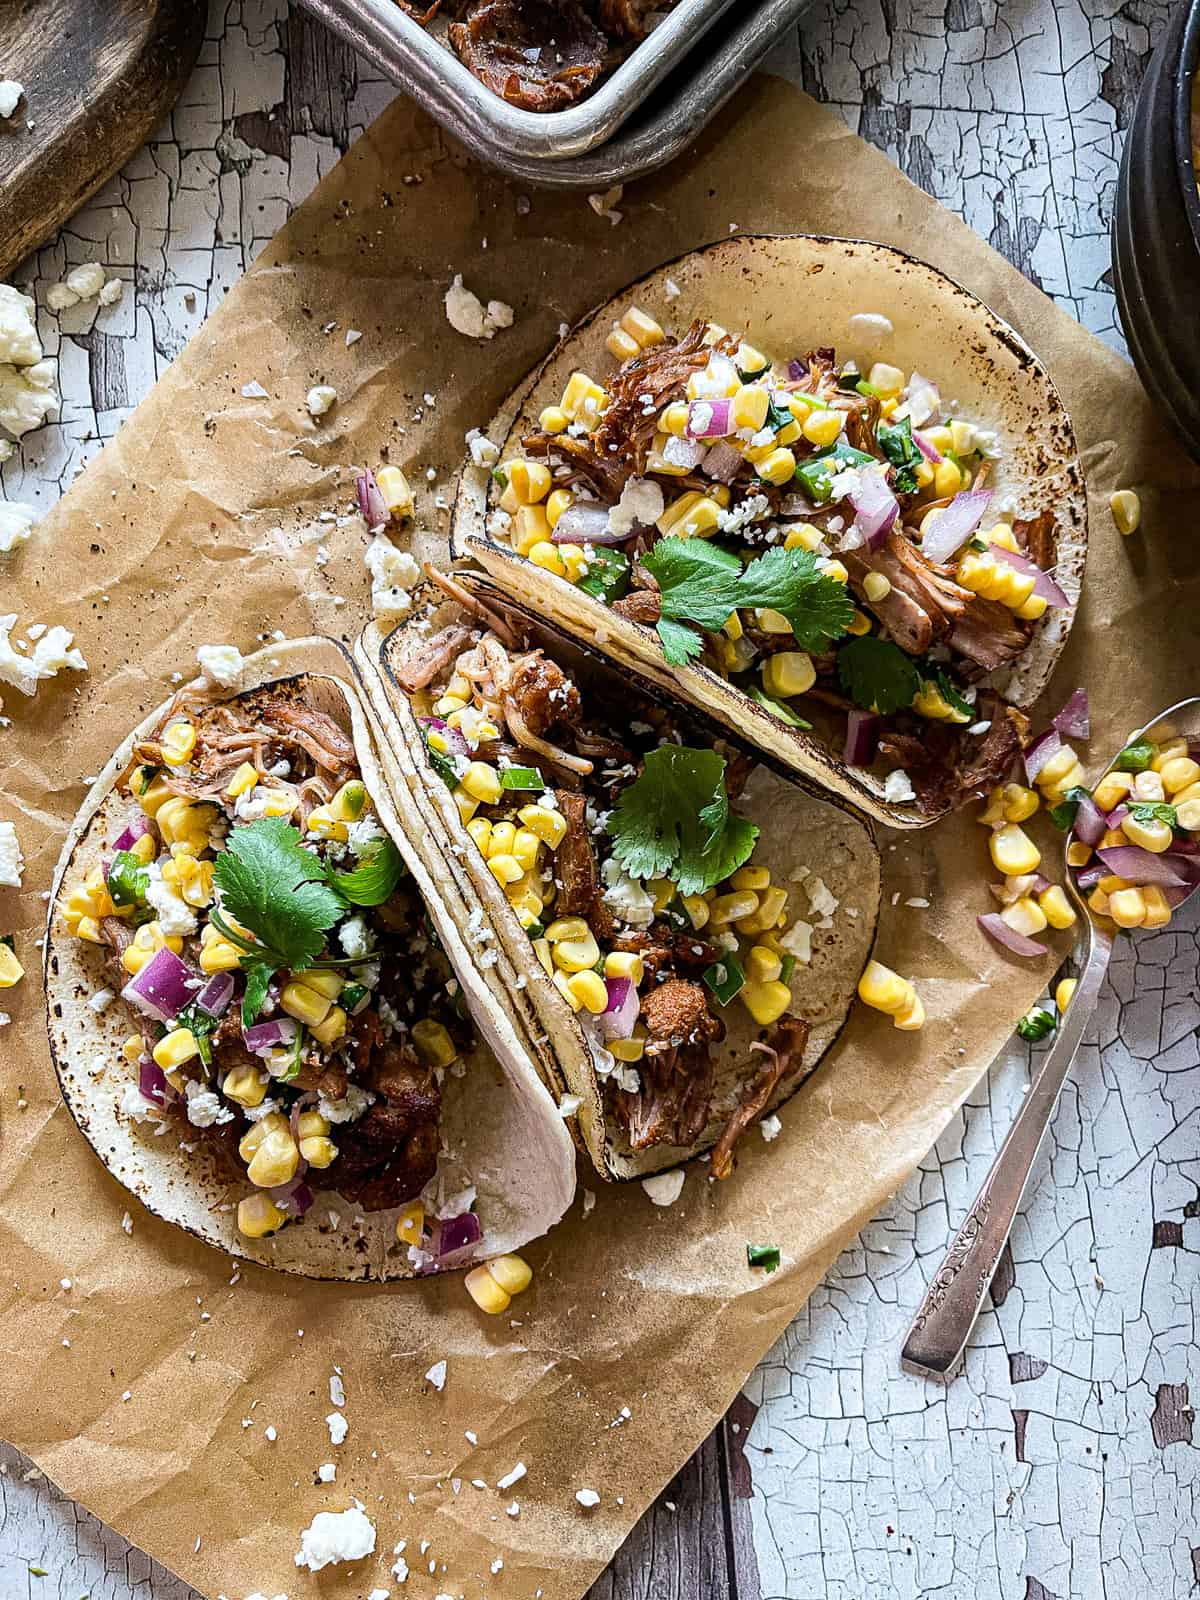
[606,747,759,897]
[877,416,924,495]
[211,818,404,1025]
[642,537,855,668]
[836,636,922,716]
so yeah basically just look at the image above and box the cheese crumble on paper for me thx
[196,643,246,691]
[444,275,514,341]
[0,821,24,888]
[0,501,36,553]
[0,614,87,698]
[365,536,420,626]
[642,1169,685,1207]
[294,1505,376,1570]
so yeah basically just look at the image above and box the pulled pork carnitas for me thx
[60,679,475,1246]
[483,306,1069,812]
[403,582,814,1176]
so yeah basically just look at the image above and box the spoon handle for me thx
[900,920,1113,1381]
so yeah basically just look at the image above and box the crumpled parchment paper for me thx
[1,77,1197,1600]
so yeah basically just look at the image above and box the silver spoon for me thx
[901,695,1200,1382]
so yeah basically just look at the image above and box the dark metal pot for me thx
[1113,0,1200,461]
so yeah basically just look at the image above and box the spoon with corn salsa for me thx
[903,696,1200,1380]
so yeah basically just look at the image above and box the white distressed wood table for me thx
[3,2,1197,1596]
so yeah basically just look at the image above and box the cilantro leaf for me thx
[643,537,853,663]
[836,636,921,716]
[606,747,760,897]
[748,685,813,729]
[327,834,405,906]
[176,1002,216,1067]
[213,818,345,972]
[877,416,923,496]
[1129,802,1178,828]
[240,958,277,1030]
[657,616,706,667]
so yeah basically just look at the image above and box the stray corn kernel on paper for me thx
[1,79,1199,1600]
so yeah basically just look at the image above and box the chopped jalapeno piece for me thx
[793,444,874,505]
[703,954,746,1006]
[500,766,545,792]
[575,547,631,605]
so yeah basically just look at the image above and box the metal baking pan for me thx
[299,0,740,162]
[308,0,811,187]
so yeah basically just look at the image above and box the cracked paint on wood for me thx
[3,2,1198,1598]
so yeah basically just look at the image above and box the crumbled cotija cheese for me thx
[0,819,24,887]
[0,501,36,553]
[196,643,246,690]
[0,82,24,119]
[365,536,420,626]
[294,1505,376,1571]
[444,275,514,340]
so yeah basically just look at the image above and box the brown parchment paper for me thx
[2,79,1199,1600]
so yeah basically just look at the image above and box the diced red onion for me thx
[422,1210,484,1272]
[598,977,638,1041]
[977,912,1048,958]
[113,814,152,853]
[660,435,707,472]
[685,397,734,439]
[850,467,899,551]
[356,469,388,533]
[122,947,196,1024]
[418,716,470,761]
[701,439,744,484]
[991,544,1070,608]
[1052,688,1090,740]
[1071,792,1107,847]
[897,372,940,427]
[1166,886,1192,907]
[138,1061,170,1105]
[912,430,942,464]
[549,501,629,546]
[194,972,236,1018]
[844,708,881,767]
[1023,727,1062,784]
[1096,846,1191,887]
[1168,837,1200,856]
[243,1017,299,1055]
[1106,805,1130,830]
[271,1178,314,1217]
[1030,873,1052,894]
[919,489,993,565]
[1076,864,1105,891]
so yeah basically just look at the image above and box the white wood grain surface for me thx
[3,2,1197,1596]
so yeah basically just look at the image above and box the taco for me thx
[443,234,1087,828]
[355,574,881,1181]
[44,640,576,1280]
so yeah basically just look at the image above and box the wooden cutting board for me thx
[0,0,204,278]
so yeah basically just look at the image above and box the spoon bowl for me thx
[902,694,1200,1381]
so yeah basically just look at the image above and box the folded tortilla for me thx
[43,638,576,1280]
[449,233,1088,828]
[355,586,881,1181]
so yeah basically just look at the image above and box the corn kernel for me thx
[681,894,709,930]
[238,1113,289,1164]
[135,774,173,817]
[893,991,925,1031]
[1002,783,1040,823]
[867,362,904,397]
[553,930,601,972]
[862,571,892,603]
[619,307,664,347]
[913,681,969,723]
[989,823,1041,876]
[487,1253,533,1295]
[122,1034,143,1063]
[1091,771,1132,812]
[1035,745,1079,790]
[375,464,414,519]
[488,853,523,886]
[1110,488,1141,536]
[199,937,241,974]
[412,1019,458,1069]
[279,981,332,1027]
[507,459,552,505]
[737,974,793,1026]
[161,719,196,765]
[528,539,567,576]
[508,827,540,873]
[247,1127,300,1189]
[546,488,573,530]
[1108,887,1147,929]
[1088,886,1111,916]
[72,915,104,945]
[1132,769,1167,803]
[299,1135,338,1168]
[610,1032,646,1062]
[153,1028,199,1071]
[1016,592,1049,621]
[1177,798,1200,831]
[1123,814,1173,853]
[465,1264,511,1315]
[735,885,788,936]
[676,497,722,539]
[746,944,783,984]
[238,1193,286,1238]
[309,1006,348,1046]
[819,558,849,583]
[223,1064,268,1107]
[783,523,824,553]
[1042,759,1087,803]
[487,821,517,859]
[1052,978,1076,1013]
[466,817,493,854]
[1159,756,1200,795]
[1037,884,1076,930]
[731,864,771,892]
[518,804,568,849]
[709,889,760,927]
[858,960,914,1016]
[1141,885,1173,929]
[604,951,644,983]
[539,405,568,435]
[563,970,606,1013]
[1001,897,1048,938]
[801,409,844,448]
[306,804,349,843]
[846,609,873,636]
[561,372,606,425]
[558,543,589,583]
[755,447,797,486]
[1066,841,1093,869]
[606,326,640,361]
[513,505,552,557]
[396,1202,425,1247]
[0,944,23,988]
[762,651,815,701]
[460,761,502,805]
